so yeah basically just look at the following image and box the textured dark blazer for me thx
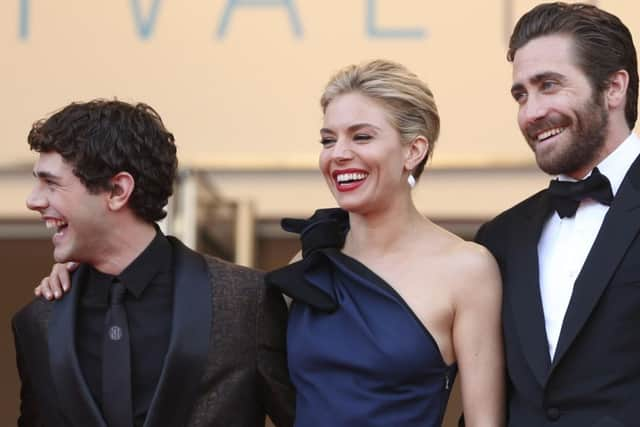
[476,155,640,427]
[13,237,295,427]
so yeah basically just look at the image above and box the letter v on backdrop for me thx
[17,0,429,41]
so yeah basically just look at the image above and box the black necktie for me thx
[102,280,133,427]
[548,167,614,218]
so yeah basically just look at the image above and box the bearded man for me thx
[476,3,640,427]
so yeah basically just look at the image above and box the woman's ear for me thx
[405,136,429,171]
[107,172,135,211]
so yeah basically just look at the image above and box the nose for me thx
[330,138,354,162]
[520,93,548,127]
[26,184,47,212]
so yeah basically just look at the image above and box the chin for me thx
[52,253,68,264]
[535,154,575,176]
[534,159,554,175]
[335,197,362,211]
[52,247,73,264]
[534,149,564,174]
[338,202,372,216]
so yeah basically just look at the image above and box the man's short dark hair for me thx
[28,99,178,223]
[507,2,638,130]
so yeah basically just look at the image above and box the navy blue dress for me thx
[266,209,458,427]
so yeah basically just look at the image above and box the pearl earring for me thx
[407,174,416,189]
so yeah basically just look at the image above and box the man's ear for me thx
[405,136,429,171]
[606,69,629,111]
[107,172,135,211]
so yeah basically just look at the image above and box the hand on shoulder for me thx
[34,262,78,300]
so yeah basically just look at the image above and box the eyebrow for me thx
[33,170,61,181]
[511,71,567,94]
[320,123,382,134]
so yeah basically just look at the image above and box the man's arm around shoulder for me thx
[256,277,295,427]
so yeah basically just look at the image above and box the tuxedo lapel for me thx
[552,155,640,370]
[48,264,107,427]
[507,192,553,386]
[143,237,212,427]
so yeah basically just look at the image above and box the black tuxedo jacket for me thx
[476,155,640,427]
[13,237,295,427]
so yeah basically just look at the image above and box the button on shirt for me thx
[539,132,640,359]
[75,231,173,427]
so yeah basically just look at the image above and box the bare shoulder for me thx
[452,240,499,278]
[411,224,500,289]
[437,236,502,303]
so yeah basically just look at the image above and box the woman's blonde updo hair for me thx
[320,59,440,180]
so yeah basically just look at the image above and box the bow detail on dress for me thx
[265,208,349,312]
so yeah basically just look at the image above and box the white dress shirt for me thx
[538,132,640,360]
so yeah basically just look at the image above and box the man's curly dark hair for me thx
[27,99,178,223]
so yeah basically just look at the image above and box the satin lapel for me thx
[552,156,640,371]
[507,192,553,386]
[144,237,212,427]
[48,264,106,427]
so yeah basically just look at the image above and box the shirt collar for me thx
[596,132,640,196]
[87,230,172,300]
[117,230,172,299]
[557,132,640,196]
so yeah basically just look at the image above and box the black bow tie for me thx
[548,167,614,218]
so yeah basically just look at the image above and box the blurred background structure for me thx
[0,0,632,424]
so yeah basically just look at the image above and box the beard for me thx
[525,92,609,176]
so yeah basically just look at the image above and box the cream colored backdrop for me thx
[1,0,637,222]
[1,1,638,424]
[1,0,632,169]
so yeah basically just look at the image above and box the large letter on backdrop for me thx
[130,0,163,39]
[216,0,303,39]
[366,0,425,39]
[19,0,29,39]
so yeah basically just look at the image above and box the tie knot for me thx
[110,281,126,305]
[548,167,614,218]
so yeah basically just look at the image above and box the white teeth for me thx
[336,172,368,183]
[45,219,67,230]
[537,127,565,141]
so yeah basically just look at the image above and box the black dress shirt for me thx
[75,231,173,427]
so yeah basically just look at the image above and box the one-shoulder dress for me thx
[266,208,458,427]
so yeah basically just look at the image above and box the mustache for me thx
[525,114,570,139]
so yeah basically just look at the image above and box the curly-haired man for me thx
[13,100,294,427]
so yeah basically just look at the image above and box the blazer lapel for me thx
[507,192,553,386]
[48,264,106,427]
[552,156,640,370]
[143,237,212,427]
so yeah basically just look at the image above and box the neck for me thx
[91,218,157,276]
[344,194,425,257]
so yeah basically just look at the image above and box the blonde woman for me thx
[267,60,504,426]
